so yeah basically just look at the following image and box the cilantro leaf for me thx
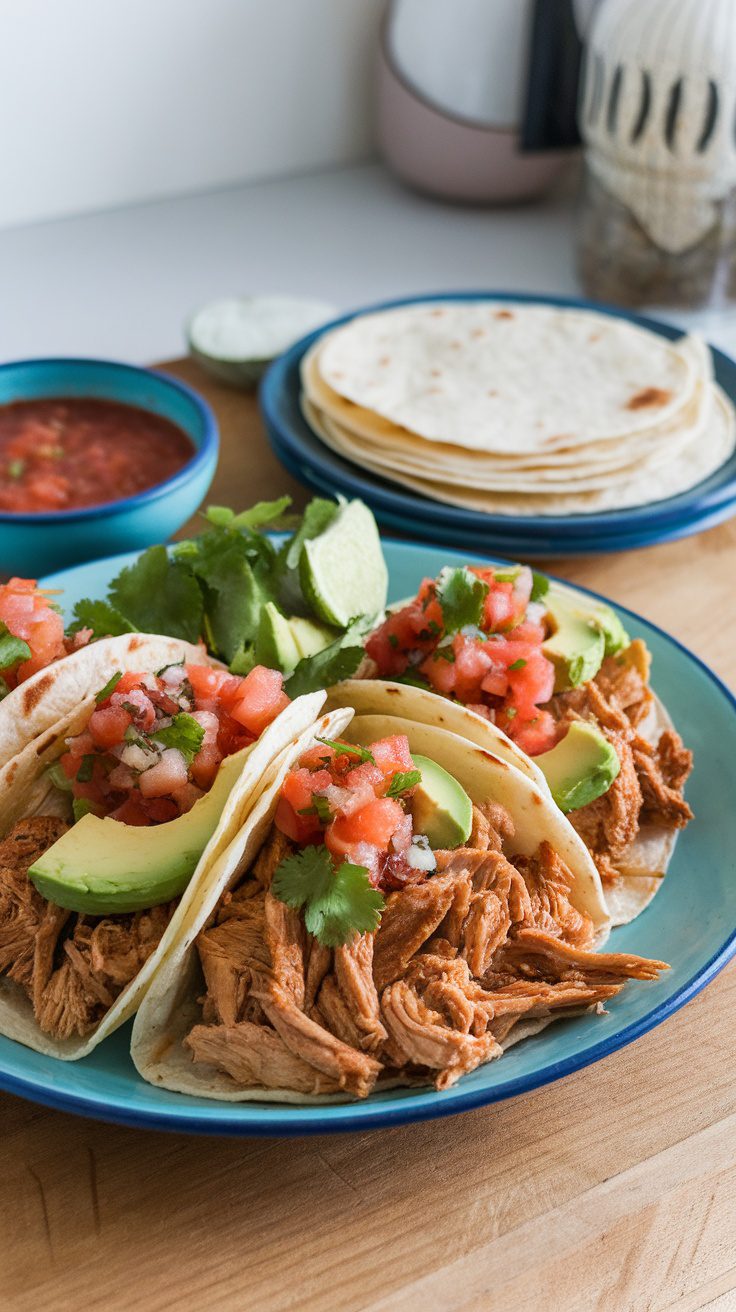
[152,712,204,766]
[508,658,527,671]
[386,769,422,798]
[435,567,489,634]
[530,571,550,603]
[205,497,293,532]
[0,676,9,701]
[68,597,136,639]
[76,755,95,783]
[298,794,333,823]
[272,845,385,947]
[95,671,123,703]
[0,623,31,672]
[46,761,73,792]
[285,630,364,698]
[108,546,203,644]
[72,798,96,822]
[316,737,375,764]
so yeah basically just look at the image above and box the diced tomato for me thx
[369,735,414,778]
[228,665,290,737]
[299,742,336,772]
[186,664,231,704]
[274,795,322,844]
[138,749,189,798]
[190,742,223,791]
[453,634,492,702]
[420,650,457,695]
[482,581,515,631]
[87,705,132,750]
[109,795,151,826]
[282,767,332,815]
[344,761,385,797]
[142,797,180,824]
[0,577,66,687]
[511,710,559,756]
[110,687,155,730]
[326,797,405,859]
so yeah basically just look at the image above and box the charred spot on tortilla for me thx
[487,389,498,397]
[35,729,58,756]
[471,328,487,339]
[429,308,446,317]
[626,386,672,410]
[128,636,144,651]
[6,761,17,785]
[21,671,55,716]
[532,793,543,806]
[430,369,442,378]
[475,747,509,770]
[495,309,514,320]
[379,356,391,367]
[385,687,400,696]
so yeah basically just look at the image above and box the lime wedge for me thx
[300,500,388,628]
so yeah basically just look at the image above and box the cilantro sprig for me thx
[386,769,422,798]
[66,497,368,697]
[95,671,123,703]
[272,846,385,947]
[315,737,375,764]
[435,567,489,635]
[152,713,205,766]
[0,623,31,672]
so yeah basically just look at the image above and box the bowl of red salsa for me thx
[0,358,218,574]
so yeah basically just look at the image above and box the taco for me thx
[362,566,693,925]
[0,632,326,1059]
[131,694,666,1104]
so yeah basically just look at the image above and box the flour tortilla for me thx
[0,650,327,1058]
[302,384,714,496]
[0,633,211,771]
[131,704,611,1104]
[315,302,699,455]
[316,385,734,516]
[329,675,682,927]
[301,332,712,474]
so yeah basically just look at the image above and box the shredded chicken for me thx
[189,819,668,1100]
[552,640,693,881]
[0,816,174,1041]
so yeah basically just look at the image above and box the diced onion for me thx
[405,839,436,871]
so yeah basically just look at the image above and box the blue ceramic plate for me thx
[260,292,736,556]
[1,540,734,1135]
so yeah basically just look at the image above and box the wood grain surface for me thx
[1,358,735,1312]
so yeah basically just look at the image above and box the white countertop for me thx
[3,161,736,364]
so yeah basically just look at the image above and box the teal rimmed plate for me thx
[0,540,734,1135]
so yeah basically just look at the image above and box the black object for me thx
[521,0,584,151]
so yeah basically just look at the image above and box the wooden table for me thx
[3,359,735,1312]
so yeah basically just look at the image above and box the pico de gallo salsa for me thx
[274,733,433,892]
[0,577,68,691]
[0,397,194,514]
[366,566,559,757]
[54,663,290,827]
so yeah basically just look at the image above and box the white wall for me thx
[0,0,382,230]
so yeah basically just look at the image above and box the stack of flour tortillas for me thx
[300,302,736,516]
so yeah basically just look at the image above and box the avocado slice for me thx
[410,754,473,850]
[254,602,301,676]
[29,745,252,915]
[543,587,606,692]
[535,721,620,813]
[585,600,629,656]
[289,615,338,660]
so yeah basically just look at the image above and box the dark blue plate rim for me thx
[0,543,734,1135]
[260,290,736,539]
[267,421,733,557]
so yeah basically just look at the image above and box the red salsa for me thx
[0,397,195,513]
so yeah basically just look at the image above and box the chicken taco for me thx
[0,632,326,1059]
[131,696,666,1104]
[362,567,693,925]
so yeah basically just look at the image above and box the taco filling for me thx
[365,566,693,893]
[0,661,292,1042]
[183,731,666,1099]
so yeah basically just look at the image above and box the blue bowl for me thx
[0,358,219,575]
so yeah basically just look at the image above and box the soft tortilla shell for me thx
[0,686,327,1060]
[0,633,210,771]
[131,706,611,1104]
[315,303,698,454]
